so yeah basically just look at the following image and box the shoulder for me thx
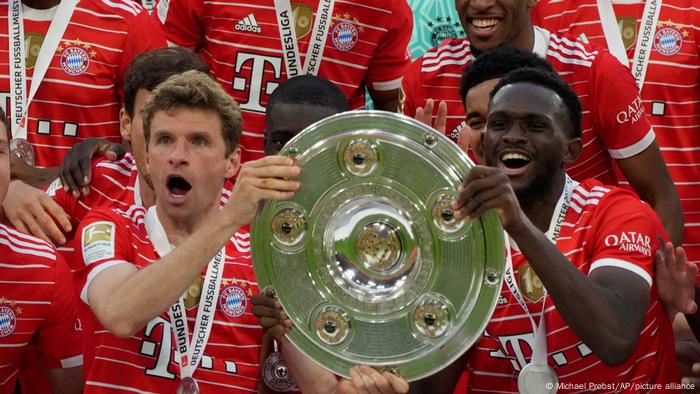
[344,0,410,19]
[0,223,59,264]
[412,37,473,75]
[83,204,145,228]
[571,179,646,216]
[92,153,136,181]
[227,226,251,257]
[546,31,601,70]
[76,0,150,23]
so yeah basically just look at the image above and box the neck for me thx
[22,0,60,9]
[519,170,567,233]
[155,202,219,247]
[516,23,536,52]
[139,176,156,208]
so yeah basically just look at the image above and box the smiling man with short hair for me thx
[412,66,680,393]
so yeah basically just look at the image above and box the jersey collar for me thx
[533,26,551,59]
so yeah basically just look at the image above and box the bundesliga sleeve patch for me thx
[82,221,116,264]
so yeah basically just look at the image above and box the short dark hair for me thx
[143,70,242,156]
[124,47,210,117]
[490,67,582,138]
[460,46,555,105]
[266,75,349,118]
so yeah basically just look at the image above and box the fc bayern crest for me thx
[219,285,248,318]
[0,306,16,337]
[654,27,683,56]
[427,16,465,47]
[332,21,358,51]
[60,46,91,76]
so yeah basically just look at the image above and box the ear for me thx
[527,0,539,8]
[224,146,242,179]
[119,108,132,143]
[563,137,582,164]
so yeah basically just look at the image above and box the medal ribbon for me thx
[144,207,225,381]
[596,0,663,88]
[273,0,335,77]
[504,175,576,368]
[8,0,78,140]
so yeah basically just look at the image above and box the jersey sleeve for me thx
[586,189,659,286]
[46,178,81,233]
[46,156,126,231]
[400,57,425,117]
[119,10,166,98]
[34,255,83,369]
[365,1,413,92]
[156,0,204,49]
[73,208,134,305]
[592,52,656,159]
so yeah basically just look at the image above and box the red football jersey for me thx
[157,0,413,163]
[531,0,700,273]
[48,153,139,233]
[401,27,655,185]
[467,180,679,392]
[0,223,82,394]
[72,206,261,393]
[0,0,165,167]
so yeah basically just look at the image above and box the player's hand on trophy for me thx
[452,165,525,233]
[226,156,301,226]
[2,180,71,245]
[251,292,293,341]
[336,366,409,394]
[415,99,447,134]
[59,137,126,197]
[655,241,698,318]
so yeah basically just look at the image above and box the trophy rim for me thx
[251,110,505,381]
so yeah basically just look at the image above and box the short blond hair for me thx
[143,70,242,156]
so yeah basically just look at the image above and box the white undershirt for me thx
[22,3,57,21]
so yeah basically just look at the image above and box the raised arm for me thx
[87,156,300,337]
[455,166,653,365]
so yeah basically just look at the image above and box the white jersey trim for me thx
[85,380,152,393]
[81,259,131,304]
[371,76,402,91]
[607,128,656,159]
[589,257,652,286]
[22,3,57,20]
[61,354,84,368]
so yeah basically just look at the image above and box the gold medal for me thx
[517,263,544,303]
[518,363,558,393]
[183,275,204,310]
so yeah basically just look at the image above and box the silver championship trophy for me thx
[251,111,505,381]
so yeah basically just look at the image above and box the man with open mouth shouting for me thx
[71,70,301,393]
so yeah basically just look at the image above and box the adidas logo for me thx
[236,13,262,34]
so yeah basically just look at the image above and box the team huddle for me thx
[1,0,699,393]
